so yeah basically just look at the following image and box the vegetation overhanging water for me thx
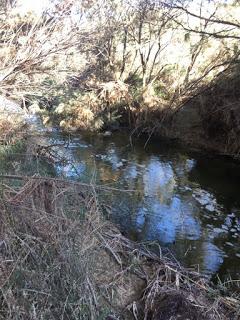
[1,117,240,283]
[1,0,240,317]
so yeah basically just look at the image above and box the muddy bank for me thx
[43,95,240,161]
[155,105,240,160]
[152,67,240,159]
[25,64,240,160]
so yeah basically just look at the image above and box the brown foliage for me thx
[0,175,239,319]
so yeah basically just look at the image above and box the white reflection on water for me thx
[135,197,201,244]
[202,242,224,274]
[143,157,176,199]
[42,136,238,277]
[118,154,226,274]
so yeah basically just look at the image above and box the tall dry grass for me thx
[0,175,239,320]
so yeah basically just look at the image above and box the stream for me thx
[1,116,240,281]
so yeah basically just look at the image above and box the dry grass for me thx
[0,176,239,320]
[0,115,27,145]
[0,177,110,319]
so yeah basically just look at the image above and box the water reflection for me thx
[72,133,239,279]
[134,197,201,244]
[2,131,240,279]
[143,157,175,199]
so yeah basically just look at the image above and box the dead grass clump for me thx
[99,81,132,106]
[0,176,239,320]
[54,92,103,131]
[0,178,109,319]
[54,81,134,132]
[0,116,26,145]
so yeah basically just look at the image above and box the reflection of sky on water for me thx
[40,134,240,279]
[174,158,196,176]
[135,197,201,244]
[54,145,86,178]
[123,156,202,244]
[202,242,224,275]
[5,107,239,282]
[56,161,86,178]
[124,164,138,179]
[143,157,176,199]
[101,145,239,277]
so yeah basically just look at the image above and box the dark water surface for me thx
[1,124,240,280]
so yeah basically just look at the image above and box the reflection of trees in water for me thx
[171,239,224,275]
[133,197,201,243]
[133,198,226,274]
[188,157,240,209]
[53,133,239,276]
[99,166,121,182]
[142,158,176,202]
[5,129,238,277]
[0,142,56,177]
[118,153,226,275]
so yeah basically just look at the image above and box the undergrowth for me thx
[0,176,239,319]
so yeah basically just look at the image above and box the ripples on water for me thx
[1,129,240,280]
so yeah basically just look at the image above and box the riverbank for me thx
[0,96,29,146]
[37,68,240,161]
[2,111,240,274]
[0,175,239,320]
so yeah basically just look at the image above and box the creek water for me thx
[1,119,240,281]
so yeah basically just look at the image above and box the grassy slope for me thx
[0,175,239,320]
